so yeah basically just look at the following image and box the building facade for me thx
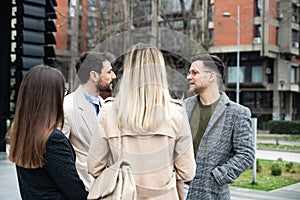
[210,0,300,128]
[54,0,300,129]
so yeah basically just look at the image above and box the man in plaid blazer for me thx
[184,54,255,200]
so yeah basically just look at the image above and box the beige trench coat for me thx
[87,98,196,199]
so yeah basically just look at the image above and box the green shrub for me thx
[267,120,300,134]
[250,159,262,173]
[271,164,282,176]
[285,162,294,172]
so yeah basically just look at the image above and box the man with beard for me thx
[184,54,255,200]
[62,51,116,191]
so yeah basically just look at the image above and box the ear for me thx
[90,71,98,82]
[207,72,214,82]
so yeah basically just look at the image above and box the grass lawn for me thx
[257,143,300,152]
[231,159,300,191]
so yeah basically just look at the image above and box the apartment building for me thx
[54,0,300,128]
[210,0,300,128]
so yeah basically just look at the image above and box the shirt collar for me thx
[80,85,102,105]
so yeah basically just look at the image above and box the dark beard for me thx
[98,87,112,93]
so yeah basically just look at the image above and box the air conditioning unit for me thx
[253,37,261,44]
[294,42,299,48]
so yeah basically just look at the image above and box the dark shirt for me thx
[190,96,219,157]
[16,128,87,200]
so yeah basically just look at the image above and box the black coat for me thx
[16,128,88,200]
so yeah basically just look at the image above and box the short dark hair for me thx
[191,54,225,84]
[76,51,115,83]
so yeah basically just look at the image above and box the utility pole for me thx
[69,0,80,92]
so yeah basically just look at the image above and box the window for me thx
[88,0,97,11]
[242,91,273,109]
[254,25,261,37]
[161,0,193,14]
[292,30,299,48]
[88,17,98,33]
[227,66,243,83]
[209,3,214,21]
[88,17,97,26]
[100,0,109,15]
[227,65,263,83]
[87,38,96,49]
[67,35,71,50]
[292,3,300,23]
[255,0,262,16]
[252,66,263,83]
[291,64,298,84]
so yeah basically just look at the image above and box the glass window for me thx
[87,38,96,49]
[242,92,255,108]
[255,0,262,16]
[209,4,214,21]
[161,0,192,14]
[292,30,299,48]
[100,0,109,15]
[227,66,243,83]
[254,25,261,37]
[292,3,300,23]
[88,17,98,33]
[228,65,262,83]
[88,0,97,11]
[291,65,298,84]
[227,66,236,83]
[241,91,272,109]
[252,66,263,83]
[88,17,97,26]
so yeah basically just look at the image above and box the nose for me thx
[111,71,117,79]
[187,73,192,80]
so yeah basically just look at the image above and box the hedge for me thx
[267,120,300,134]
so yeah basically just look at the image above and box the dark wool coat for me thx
[184,92,255,200]
[16,128,87,200]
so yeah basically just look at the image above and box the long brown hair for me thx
[9,65,65,168]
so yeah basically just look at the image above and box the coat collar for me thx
[74,86,99,136]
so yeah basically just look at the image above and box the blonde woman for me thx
[87,43,195,199]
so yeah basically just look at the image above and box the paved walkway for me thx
[1,147,300,200]
[256,149,300,162]
[257,138,300,146]
[0,159,21,200]
[231,183,300,200]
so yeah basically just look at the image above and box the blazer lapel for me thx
[184,95,199,119]
[74,88,99,137]
[198,92,229,157]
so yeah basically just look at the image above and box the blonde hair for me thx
[116,43,171,133]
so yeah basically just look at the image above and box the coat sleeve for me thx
[211,107,255,185]
[44,129,87,200]
[174,109,196,182]
[87,111,111,178]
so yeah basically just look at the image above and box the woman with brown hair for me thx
[9,65,87,200]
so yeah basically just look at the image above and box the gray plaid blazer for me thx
[184,91,255,200]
